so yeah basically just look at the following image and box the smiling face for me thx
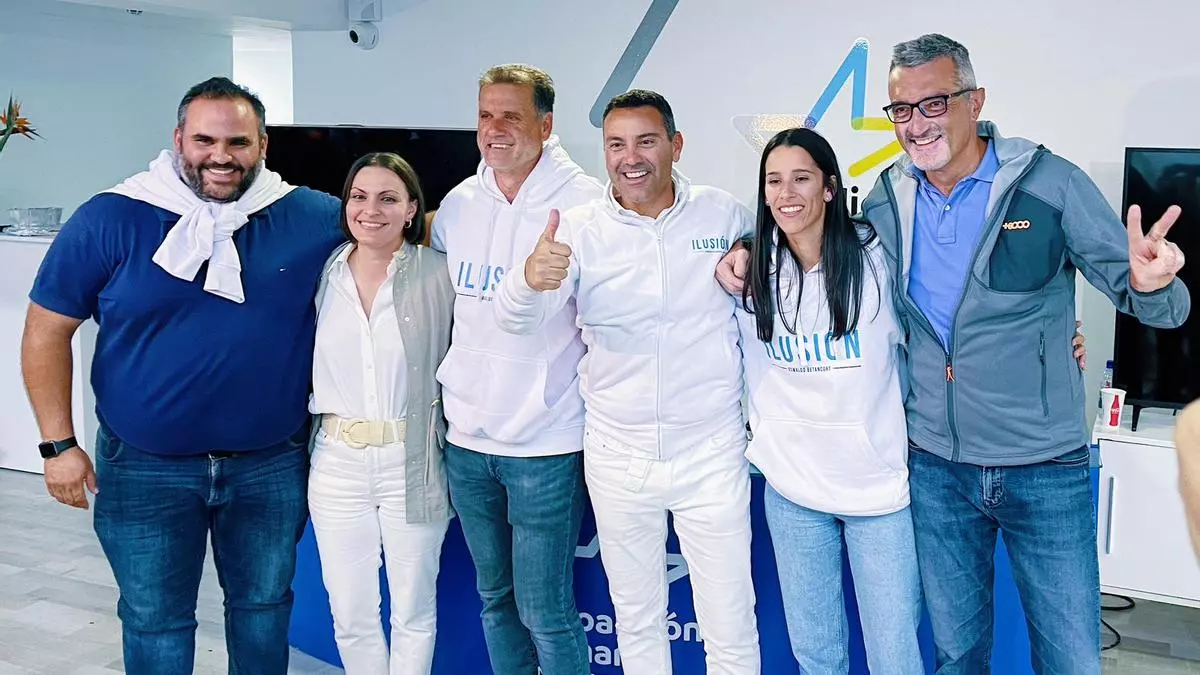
[477,83,551,176]
[887,55,984,174]
[603,105,683,218]
[764,144,831,242]
[173,97,265,202]
[345,166,417,254]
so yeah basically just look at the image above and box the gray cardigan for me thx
[312,241,455,524]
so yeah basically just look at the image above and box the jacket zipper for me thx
[656,229,668,456]
[943,150,1046,459]
[1038,332,1049,416]
[886,148,1045,462]
[884,176,955,454]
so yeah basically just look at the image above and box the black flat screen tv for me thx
[264,124,480,215]
[1114,146,1200,430]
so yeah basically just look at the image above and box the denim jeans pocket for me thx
[1047,444,1089,467]
[95,424,124,463]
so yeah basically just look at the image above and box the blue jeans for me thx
[908,443,1099,674]
[443,442,589,675]
[93,420,310,675]
[764,483,924,675]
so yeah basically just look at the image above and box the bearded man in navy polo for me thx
[21,77,344,675]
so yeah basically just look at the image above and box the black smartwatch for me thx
[39,436,78,459]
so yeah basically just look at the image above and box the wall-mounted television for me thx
[1114,146,1200,430]
[264,124,480,216]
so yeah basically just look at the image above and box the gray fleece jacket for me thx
[862,121,1190,466]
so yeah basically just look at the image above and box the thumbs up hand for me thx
[524,209,573,292]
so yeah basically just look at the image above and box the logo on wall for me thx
[589,0,680,128]
[728,39,902,177]
[594,2,903,215]
[728,38,902,214]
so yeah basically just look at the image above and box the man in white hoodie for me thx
[429,64,603,675]
[493,89,761,675]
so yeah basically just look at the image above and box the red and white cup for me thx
[1100,388,1126,428]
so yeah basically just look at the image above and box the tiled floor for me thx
[1,466,1197,674]
[0,468,339,675]
[1100,593,1200,673]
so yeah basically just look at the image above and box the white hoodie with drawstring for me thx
[431,135,604,457]
[737,237,910,517]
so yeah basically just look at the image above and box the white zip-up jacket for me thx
[494,170,754,459]
[431,136,604,457]
[737,237,910,516]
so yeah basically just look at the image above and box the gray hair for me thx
[890,34,977,89]
[479,63,555,116]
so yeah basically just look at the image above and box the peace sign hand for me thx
[1128,204,1186,293]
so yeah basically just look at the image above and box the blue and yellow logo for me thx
[807,39,904,178]
[591,3,902,211]
[730,38,902,178]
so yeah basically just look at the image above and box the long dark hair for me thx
[339,152,427,245]
[743,127,878,342]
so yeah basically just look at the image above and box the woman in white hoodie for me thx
[736,127,924,674]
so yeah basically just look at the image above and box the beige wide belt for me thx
[321,414,406,448]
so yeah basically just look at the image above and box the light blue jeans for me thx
[764,483,924,675]
[908,443,1099,674]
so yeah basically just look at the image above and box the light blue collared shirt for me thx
[908,140,999,349]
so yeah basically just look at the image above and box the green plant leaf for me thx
[0,95,18,155]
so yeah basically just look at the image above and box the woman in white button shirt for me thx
[308,152,455,675]
[735,128,924,674]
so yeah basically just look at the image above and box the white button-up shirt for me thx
[309,245,409,420]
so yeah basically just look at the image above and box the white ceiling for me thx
[22,0,427,32]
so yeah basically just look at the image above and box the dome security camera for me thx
[348,22,379,50]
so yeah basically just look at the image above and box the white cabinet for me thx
[0,234,95,475]
[1095,409,1200,607]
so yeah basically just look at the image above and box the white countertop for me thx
[0,232,57,244]
[1093,406,1180,449]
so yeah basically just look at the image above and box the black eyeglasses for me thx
[882,89,977,124]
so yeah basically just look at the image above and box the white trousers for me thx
[308,434,449,675]
[584,427,761,675]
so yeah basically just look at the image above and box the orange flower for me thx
[0,95,40,155]
[0,98,39,138]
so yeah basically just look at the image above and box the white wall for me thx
[234,27,294,124]
[0,2,233,219]
[0,1,233,468]
[292,0,1200,425]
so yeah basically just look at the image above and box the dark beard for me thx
[179,157,261,203]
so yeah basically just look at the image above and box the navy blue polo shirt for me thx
[30,188,345,455]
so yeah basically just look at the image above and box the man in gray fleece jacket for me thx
[862,34,1189,674]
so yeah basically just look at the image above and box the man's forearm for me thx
[1131,278,1191,329]
[21,322,78,442]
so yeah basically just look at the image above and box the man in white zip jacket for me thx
[430,64,603,675]
[494,89,761,675]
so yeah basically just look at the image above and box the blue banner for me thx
[290,472,1095,673]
